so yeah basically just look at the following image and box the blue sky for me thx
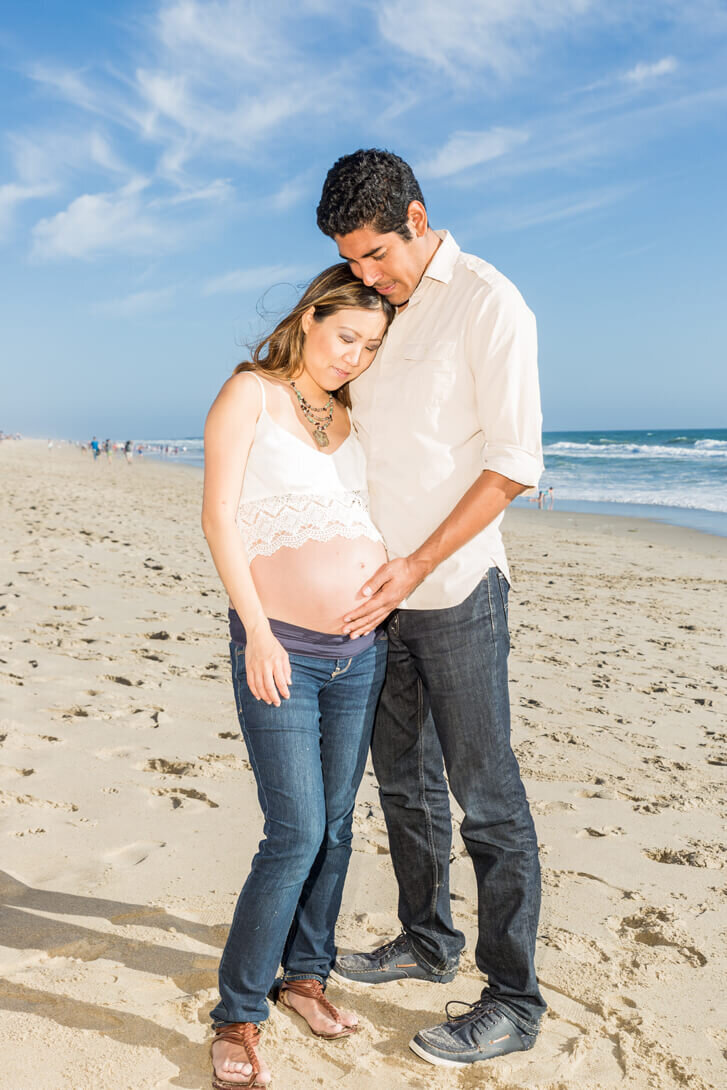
[2,0,726,439]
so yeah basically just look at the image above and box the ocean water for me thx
[142,427,727,537]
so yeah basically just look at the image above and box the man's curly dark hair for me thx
[317,149,426,241]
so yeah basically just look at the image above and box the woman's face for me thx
[300,306,388,391]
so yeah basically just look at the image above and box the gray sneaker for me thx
[409,994,537,1068]
[333,933,457,985]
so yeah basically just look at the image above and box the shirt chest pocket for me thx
[400,341,458,415]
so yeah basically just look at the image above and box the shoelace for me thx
[444,994,503,1028]
[374,933,410,962]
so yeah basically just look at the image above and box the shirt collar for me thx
[406,230,460,308]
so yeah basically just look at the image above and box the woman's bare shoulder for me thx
[212,370,264,414]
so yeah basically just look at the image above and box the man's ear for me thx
[406,200,428,238]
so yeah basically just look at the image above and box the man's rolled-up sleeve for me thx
[467,280,544,488]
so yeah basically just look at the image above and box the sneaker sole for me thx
[328,969,379,988]
[408,1038,466,1068]
[330,967,457,987]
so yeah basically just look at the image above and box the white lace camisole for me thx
[235,372,384,561]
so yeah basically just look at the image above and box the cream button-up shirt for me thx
[351,230,544,610]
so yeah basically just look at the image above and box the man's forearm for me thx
[410,470,528,582]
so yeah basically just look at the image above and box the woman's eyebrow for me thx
[339,325,383,343]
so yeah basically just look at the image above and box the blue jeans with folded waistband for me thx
[371,568,545,1033]
[210,637,387,1026]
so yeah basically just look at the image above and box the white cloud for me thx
[268,171,316,212]
[91,286,177,316]
[624,57,679,84]
[164,179,234,205]
[0,182,55,236]
[377,0,593,79]
[203,264,309,296]
[31,178,166,260]
[26,4,329,175]
[417,128,530,178]
[481,184,635,232]
[155,0,292,73]
[10,129,128,187]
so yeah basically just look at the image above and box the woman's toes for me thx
[225,1061,252,1074]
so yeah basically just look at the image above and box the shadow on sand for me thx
[0,870,228,1087]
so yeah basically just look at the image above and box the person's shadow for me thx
[0,870,227,1087]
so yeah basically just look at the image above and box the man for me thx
[316,149,546,1069]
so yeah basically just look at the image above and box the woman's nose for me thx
[343,343,363,366]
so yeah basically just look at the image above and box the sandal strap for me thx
[211,1021,261,1080]
[281,978,343,1024]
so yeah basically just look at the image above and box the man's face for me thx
[335,224,430,308]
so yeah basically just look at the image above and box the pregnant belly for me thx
[249,535,389,634]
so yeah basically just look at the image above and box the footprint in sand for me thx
[95,746,136,761]
[0,789,78,812]
[643,843,724,869]
[0,766,35,779]
[131,707,169,729]
[104,840,167,867]
[151,787,219,810]
[144,758,196,776]
[617,906,707,967]
[577,826,626,838]
[59,705,90,719]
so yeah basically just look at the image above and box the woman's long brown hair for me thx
[234,263,395,407]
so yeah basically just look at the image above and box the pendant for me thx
[314,429,330,448]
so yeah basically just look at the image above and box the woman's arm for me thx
[202,373,291,706]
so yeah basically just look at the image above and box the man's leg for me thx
[404,569,545,1038]
[371,613,464,971]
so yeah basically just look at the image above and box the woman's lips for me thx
[332,367,351,378]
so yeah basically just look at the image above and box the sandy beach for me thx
[1,438,725,1090]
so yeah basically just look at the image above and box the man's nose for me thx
[359,262,379,287]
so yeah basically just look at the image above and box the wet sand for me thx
[1,439,725,1089]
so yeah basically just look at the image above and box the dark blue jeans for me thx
[372,569,545,1033]
[210,637,387,1026]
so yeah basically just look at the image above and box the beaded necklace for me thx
[290,381,334,448]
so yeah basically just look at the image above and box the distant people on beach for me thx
[528,487,554,510]
[124,439,133,464]
[90,436,100,460]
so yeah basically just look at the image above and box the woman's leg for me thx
[210,646,329,1027]
[282,639,388,983]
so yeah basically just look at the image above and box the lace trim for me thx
[236,490,383,560]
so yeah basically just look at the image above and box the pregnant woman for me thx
[202,264,394,1088]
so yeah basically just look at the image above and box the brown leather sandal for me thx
[210,1021,267,1089]
[276,978,358,1040]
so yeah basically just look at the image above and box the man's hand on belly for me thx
[343,556,429,638]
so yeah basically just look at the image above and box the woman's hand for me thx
[245,623,292,706]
